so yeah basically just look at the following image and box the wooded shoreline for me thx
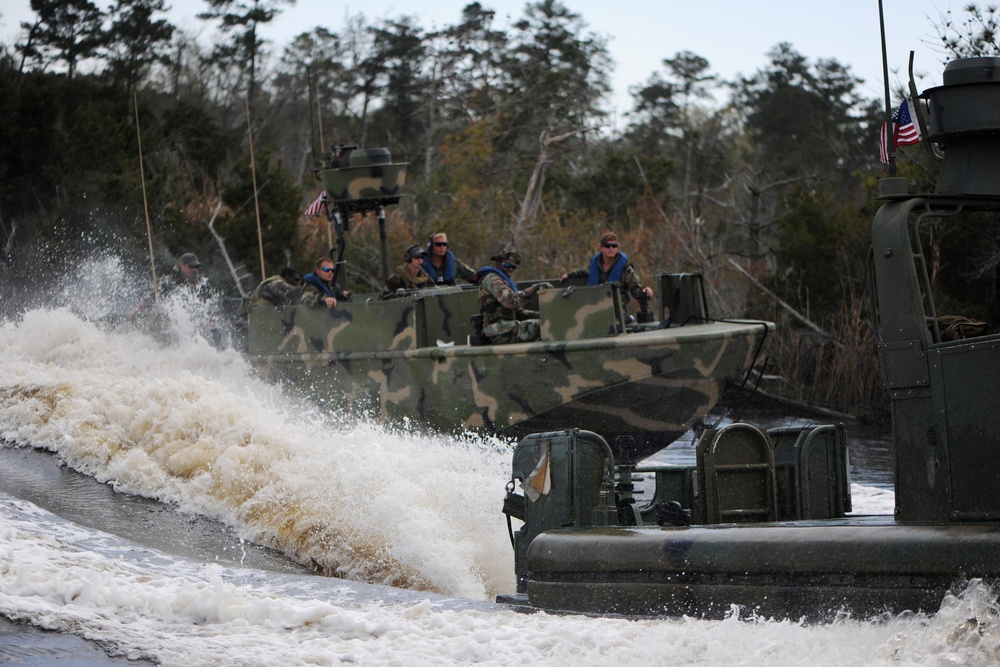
[3,2,997,417]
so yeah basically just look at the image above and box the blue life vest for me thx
[588,250,628,285]
[423,250,458,284]
[475,266,517,292]
[302,272,339,298]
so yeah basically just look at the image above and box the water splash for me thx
[0,306,514,599]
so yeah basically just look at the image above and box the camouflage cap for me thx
[491,250,521,265]
[179,252,202,268]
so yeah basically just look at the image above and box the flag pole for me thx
[133,92,159,307]
[878,0,896,176]
[246,97,266,281]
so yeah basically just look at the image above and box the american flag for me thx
[893,99,921,146]
[304,191,327,216]
[879,99,922,164]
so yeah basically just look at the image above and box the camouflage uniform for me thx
[132,266,211,314]
[478,270,540,344]
[566,252,648,309]
[158,267,211,300]
[239,275,302,316]
[131,262,223,346]
[383,264,433,298]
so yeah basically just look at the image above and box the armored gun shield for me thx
[315,146,407,211]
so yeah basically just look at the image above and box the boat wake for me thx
[0,307,514,599]
[2,490,999,666]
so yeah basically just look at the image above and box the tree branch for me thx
[514,126,594,244]
[727,257,839,346]
[205,200,250,298]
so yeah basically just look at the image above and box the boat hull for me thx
[520,519,1000,618]
[247,298,771,460]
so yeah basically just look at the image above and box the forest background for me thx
[1,0,997,419]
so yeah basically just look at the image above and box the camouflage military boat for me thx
[247,148,772,464]
[248,276,771,463]
[497,58,1000,619]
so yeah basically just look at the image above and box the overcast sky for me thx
[1,0,961,113]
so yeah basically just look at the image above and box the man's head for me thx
[314,257,335,281]
[598,232,620,258]
[403,244,427,264]
[280,267,301,285]
[403,245,427,275]
[429,232,449,258]
[491,250,521,277]
[178,252,202,282]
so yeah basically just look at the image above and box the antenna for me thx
[878,0,895,176]
[306,62,317,163]
[133,93,159,307]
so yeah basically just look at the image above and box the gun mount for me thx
[311,145,408,286]
[312,145,407,214]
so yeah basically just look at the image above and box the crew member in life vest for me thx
[422,232,476,285]
[301,257,350,308]
[476,250,546,344]
[561,232,653,311]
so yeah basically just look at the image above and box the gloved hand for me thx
[521,283,553,299]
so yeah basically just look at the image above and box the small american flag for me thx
[879,99,922,164]
[304,191,327,216]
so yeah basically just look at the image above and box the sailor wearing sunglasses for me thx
[475,250,550,345]
[561,231,653,311]
[301,256,350,308]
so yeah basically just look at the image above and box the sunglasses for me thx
[319,267,334,273]
[603,243,619,249]
[434,242,449,247]
[502,262,517,270]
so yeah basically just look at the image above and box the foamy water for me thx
[0,307,512,598]
[1,307,997,665]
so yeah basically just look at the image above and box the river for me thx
[1,306,998,666]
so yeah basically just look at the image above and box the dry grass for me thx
[764,287,887,419]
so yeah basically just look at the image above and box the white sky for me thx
[1,0,960,111]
